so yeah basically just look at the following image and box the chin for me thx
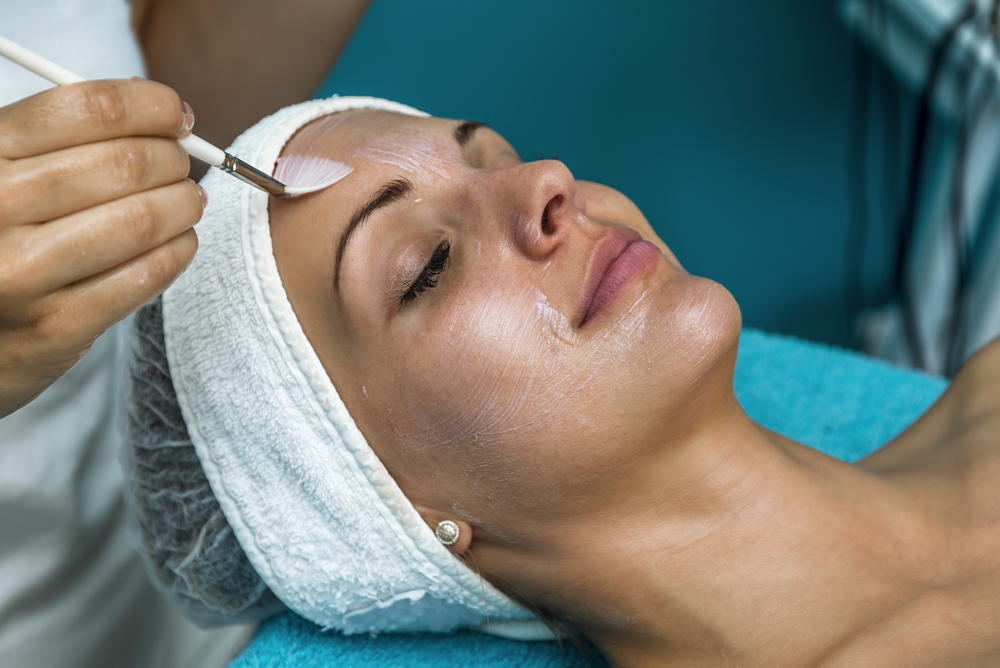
[703,279,742,351]
[636,274,742,400]
[683,275,741,357]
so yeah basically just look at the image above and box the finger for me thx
[9,180,205,295]
[38,227,198,350]
[0,79,192,160]
[0,136,190,227]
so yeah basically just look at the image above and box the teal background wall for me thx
[321,1,861,346]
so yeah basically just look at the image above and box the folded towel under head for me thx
[159,96,547,638]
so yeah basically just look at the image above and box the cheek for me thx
[361,266,740,511]
[362,279,581,499]
[399,282,573,446]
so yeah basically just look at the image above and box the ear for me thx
[413,504,474,556]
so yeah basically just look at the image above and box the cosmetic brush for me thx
[0,35,351,197]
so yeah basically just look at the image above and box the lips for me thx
[576,228,660,326]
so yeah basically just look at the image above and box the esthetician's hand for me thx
[0,78,205,418]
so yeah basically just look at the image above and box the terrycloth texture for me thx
[734,330,947,461]
[162,96,540,637]
[230,328,948,668]
[124,298,287,626]
[232,613,607,668]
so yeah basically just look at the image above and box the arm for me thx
[132,0,372,160]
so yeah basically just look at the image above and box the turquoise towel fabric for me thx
[734,330,946,462]
[229,329,948,668]
[231,617,602,668]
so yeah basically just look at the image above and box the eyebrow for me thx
[332,122,485,294]
[334,178,415,293]
[454,120,487,147]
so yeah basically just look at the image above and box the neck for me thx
[481,391,973,667]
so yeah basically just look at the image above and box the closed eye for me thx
[401,241,451,305]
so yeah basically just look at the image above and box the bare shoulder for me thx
[949,336,1000,425]
[860,338,1000,470]
[860,338,1000,528]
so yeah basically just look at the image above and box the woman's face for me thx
[270,109,740,532]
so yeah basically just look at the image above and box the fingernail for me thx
[196,184,209,209]
[131,75,146,81]
[181,101,195,137]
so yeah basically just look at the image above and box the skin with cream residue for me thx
[265,108,1000,668]
[268,108,741,660]
[271,109,730,508]
[356,124,457,181]
[360,143,452,180]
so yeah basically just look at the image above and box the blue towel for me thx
[230,329,948,668]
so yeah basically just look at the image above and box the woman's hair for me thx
[123,298,286,626]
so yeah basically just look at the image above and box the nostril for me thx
[541,195,562,235]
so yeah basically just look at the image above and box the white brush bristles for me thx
[274,155,353,196]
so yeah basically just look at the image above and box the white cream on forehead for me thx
[358,128,457,181]
[280,114,459,189]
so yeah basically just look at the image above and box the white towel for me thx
[161,95,549,638]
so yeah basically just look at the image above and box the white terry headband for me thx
[162,96,548,638]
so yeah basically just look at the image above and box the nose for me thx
[493,160,580,260]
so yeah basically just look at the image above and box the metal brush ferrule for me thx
[218,153,289,197]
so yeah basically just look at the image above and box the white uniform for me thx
[0,2,252,666]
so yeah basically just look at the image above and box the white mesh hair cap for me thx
[150,96,549,637]
[125,297,287,626]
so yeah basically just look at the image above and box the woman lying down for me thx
[125,96,1000,668]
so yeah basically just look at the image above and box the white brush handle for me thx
[178,135,226,167]
[0,35,83,84]
[0,35,226,167]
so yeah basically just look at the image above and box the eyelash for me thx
[401,241,451,305]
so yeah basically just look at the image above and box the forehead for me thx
[280,109,452,160]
